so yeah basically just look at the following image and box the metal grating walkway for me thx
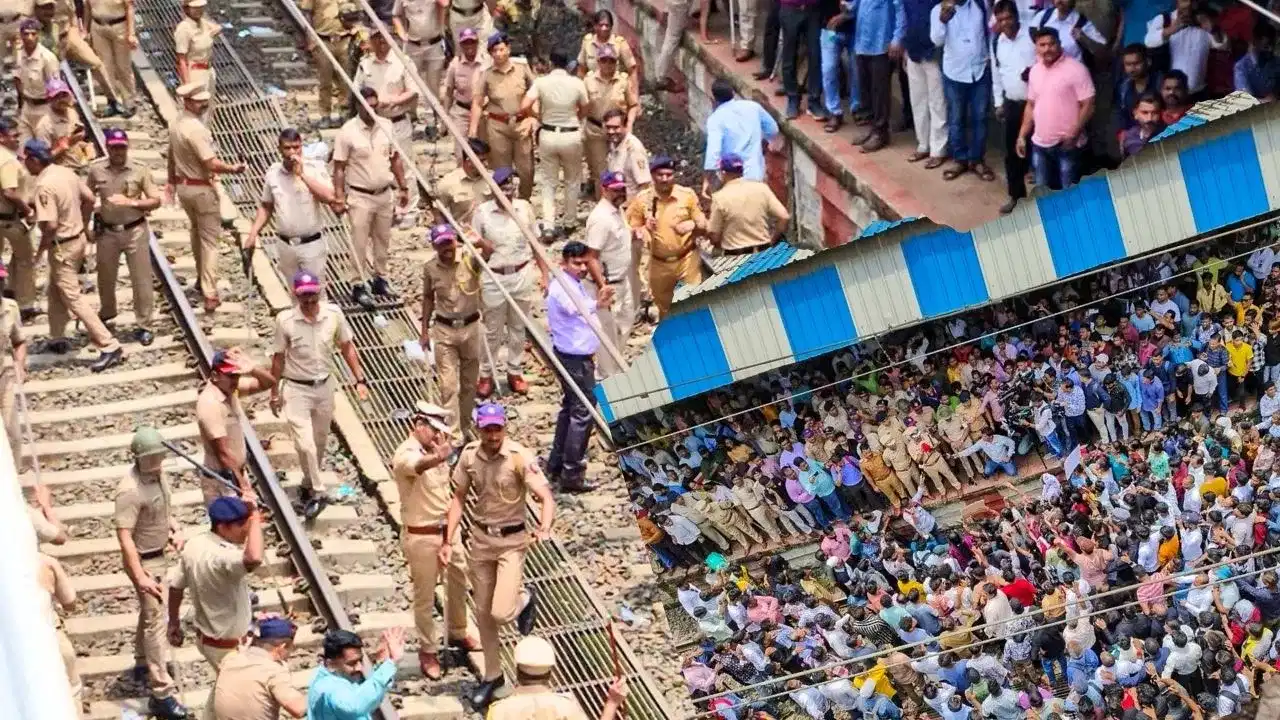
[131,1,674,717]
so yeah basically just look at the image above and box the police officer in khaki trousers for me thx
[420,224,482,441]
[300,0,347,128]
[114,427,188,720]
[469,32,535,201]
[174,0,219,117]
[440,28,486,161]
[447,0,492,59]
[245,128,335,287]
[442,402,554,709]
[488,636,628,720]
[269,270,369,521]
[26,138,124,371]
[0,119,35,320]
[89,127,160,346]
[520,49,587,240]
[392,0,446,136]
[354,30,418,212]
[583,45,637,197]
[391,402,480,680]
[14,19,59,142]
[87,0,137,115]
[583,171,633,380]
[167,82,246,313]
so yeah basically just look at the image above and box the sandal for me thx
[906,150,929,163]
[943,163,970,181]
[972,163,996,181]
[924,156,946,170]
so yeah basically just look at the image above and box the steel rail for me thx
[61,65,398,720]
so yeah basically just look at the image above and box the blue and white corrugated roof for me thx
[672,243,815,303]
[1153,91,1260,141]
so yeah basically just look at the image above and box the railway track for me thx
[35,67,394,719]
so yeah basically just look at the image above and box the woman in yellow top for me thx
[576,10,637,96]
[173,0,220,117]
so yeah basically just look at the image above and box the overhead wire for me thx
[613,222,1280,453]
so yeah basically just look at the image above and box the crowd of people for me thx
[627,228,1280,718]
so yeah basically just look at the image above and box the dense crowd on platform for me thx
[614,225,1280,717]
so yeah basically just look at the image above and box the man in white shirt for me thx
[930,0,996,184]
[990,0,1036,215]
[952,429,1018,477]
[245,128,334,287]
[1145,0,1227,96]
[1149,287,1181,321]
[1032,0,1107,63]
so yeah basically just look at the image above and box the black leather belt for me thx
[0,210,21,221]
[278,232,322,245]
[452,4,483,15]
[102,217,146,232]
[433,311,480,328]
[455,99,472,109]
[478,523,525,536]
[349,184,392,195]
[285,376,329,387]
[23,96,48,106]
[388,113,409,124]
[542,124,581,132]
[409,34,443,45]
[586,117,603,127]
[53,232,82,245]
[94,14,126,24]
[139,548,165,560]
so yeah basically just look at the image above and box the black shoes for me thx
[91,348,124,373]
[136,327,155,346]
[517,587,538,635]
[299,487,329,522]
[370,275,392,297]
[148,695,189,719]
[351,283,375,311]
[469,675,507,710]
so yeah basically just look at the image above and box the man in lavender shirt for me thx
[546,240,601,493]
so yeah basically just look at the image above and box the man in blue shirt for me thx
[546,239,603,493]
[848,0,906,151]
[701,79,779,198]
[307,628,402,720]
[1235,23,1280,99]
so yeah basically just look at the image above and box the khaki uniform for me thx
[605,132,651,195]
[89,0,134,105]
[0,147,34,310]
[33,108,93,170]
[938,413,981,477]
[625,184,703,319]
[582,70,634,188]
[731,480,781,542]
[333,116,397,283]
[33,164,119,349]
[167,530,251,670]
[113,468,177,699]
[487,684,590,720]
[440,54,487,160]
[272,303,353,494]
[173,16,219,117]
[576,33,638,79]
[423,253,482,437]
[88,157,158,327]
[903,427,962,495]
[708,177,787,253]
[168,110,221,301]
[354,51,417,208]
[394,0,446,121]
[526,69,587,228]
[392,436,469,652]
[453,437,549,677]
[474,60,535,199]
[15,44,58,141]
[471,198,537,379]
[49,0,118,102]
[669,495,729,550]
[860,450,906,506]
[0,0,32,53]
[436,165,490,227]
[0,298,22,464]
[195,381,245,503]
[691,489,760,548]
[447,0,493,60]
[209,645,305,720]
[300,0,348,117]
[583,196,633,379]
[260,159,330,286]
[37,553,80,718]
[880,434,919,496]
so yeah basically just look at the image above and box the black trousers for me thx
[1003,100,1029,200]
[779,3,822,104]
[761,0,782,74]
[548,350,597,487]
[857,53,892,134]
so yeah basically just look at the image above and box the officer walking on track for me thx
[354,29,419,212]
[114,426,188,720]
[469,32,535,201]
[521,49,588,240]
[15,19,58,142]
[270,270,370,521]
[0,261,27,467]
[440,29,487,162]
[391,401,480,679]
[246,128,335,291]
[487,636,629,720]
[87,0,138,115]
[26,138,124,371]
[442,402,553,709]
[582,170,632,381]
[0,120,35,321]
[173,0,219,115]
[89,127,161,346]
[420,224,483,440]
[166,495,264,672]
[195,347,274,503]
[300,0,350,128]
[392,0,446,137]
[545,241,600,494]
[209,616,307,718]
[167,81,246,314]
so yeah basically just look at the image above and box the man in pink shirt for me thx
[746,593,782,625]
[820,524,853,562]
[1016,26,1096,190]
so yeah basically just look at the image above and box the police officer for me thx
[195,347,274,503]
[392,0,446,137]
[575,10,639,95]
[33,78,92,169]
[300,0,348,128]
[88,127,160,346]
[0,0,31,55]
[174,0,219,116]
[14,18,59,142]
[26,138,124,371]
[269,270,369,520]
[167,495,263,671]
[209,616,307,719]
[624,155,704,320]
[468,32,535,201]
[583,170,632,380]
[332,85,410,310]
[707,154,790,256]
[442,402,552,708]
[391,401,479,679]
[167,82,246,314]
[470,166,546,398]
[447,0,493,60]
[245,128,335,288]
[114,426,188,719]
[86,0,137,115]
[421,224,483,439]
[488,636,628,720]
[42,0,124,116]
[582,44,637,195]
[435,136,490,226]
[0,261,27,467]
[355,29,418,213]
[521,49,587,239]
[440,28,486,161]
[0,120,35,322]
